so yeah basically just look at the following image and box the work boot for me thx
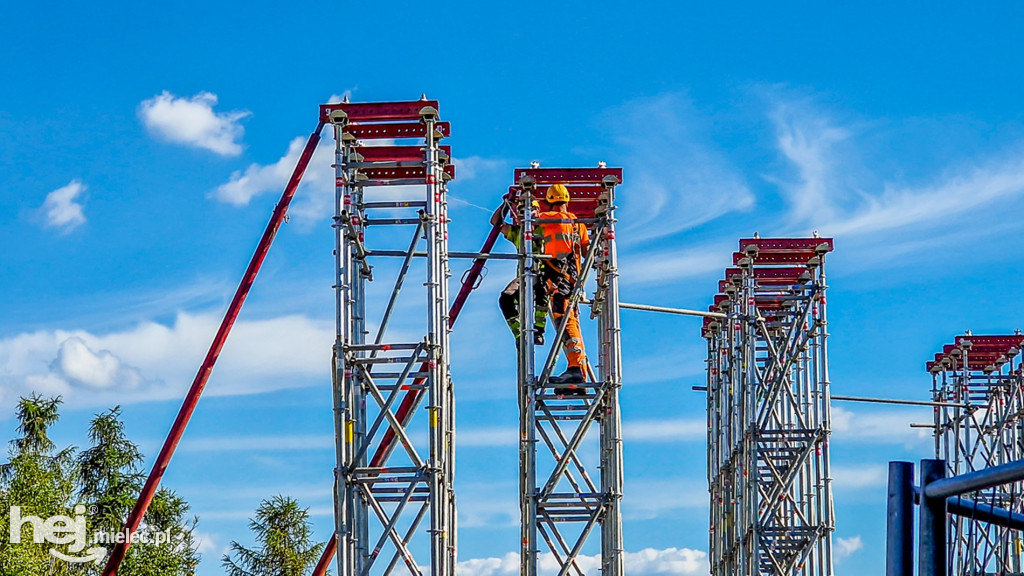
[550,366,584,385]
[534,331,545,346]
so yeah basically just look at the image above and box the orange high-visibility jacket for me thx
[536,211,590,270]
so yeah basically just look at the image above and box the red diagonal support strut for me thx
[311,534,338,576]
[102,122,325,576]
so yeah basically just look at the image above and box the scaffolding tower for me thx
[703,237,836,576]
[326,98,457,576]
[927,333,1024,575]
[511,167,624,576]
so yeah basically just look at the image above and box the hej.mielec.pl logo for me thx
[9,505,176,564]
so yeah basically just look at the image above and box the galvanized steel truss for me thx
[928,333,1024,575]
[511,167,625,576]
[703,238,836,576]
[327,99,457,576]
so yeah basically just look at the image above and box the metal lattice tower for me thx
[928,333,1024,575]
[326,98,457,576]
[511,167,624,576]
[703,238,836,576]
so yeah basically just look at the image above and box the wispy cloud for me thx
[835,535,864,561]
[139,91,250,156]
[830,464,886,490]
[618,241,730,287]
[831,405,931,446]
[604,94,753,245]
[767,93,1024,245]
[457,548,710,576]
[38,180,87,232]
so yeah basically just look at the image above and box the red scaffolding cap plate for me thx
[320,100,440,123]
[353,145,452,163]
[359,165,456,181]
[739,238,834,254]
[343,121,451,141]
[514,167,623,186]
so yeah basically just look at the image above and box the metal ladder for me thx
[325,97,457,576]
[510,166,625,576]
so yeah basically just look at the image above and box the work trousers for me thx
[541,260,587,369]
[498,276,548,339]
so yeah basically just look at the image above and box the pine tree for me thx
[222,496,326,576]
[76,407,200,576]
[0,395,78,576]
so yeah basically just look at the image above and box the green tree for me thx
[0,395,78,576]
[222,496,326,576]
[76,407,200,576]
[0,397,201,575]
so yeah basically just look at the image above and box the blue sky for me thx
[4,1,1024,574]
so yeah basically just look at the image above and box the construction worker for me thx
[492,196,548,345]
[536,184,590,389]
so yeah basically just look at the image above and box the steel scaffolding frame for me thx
[703,237,835,576]
[511,167,624,576]
[326,98,457,576]
[927,333,1024,575]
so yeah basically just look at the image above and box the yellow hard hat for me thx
[531,199,540,209]
[546,184,569,204]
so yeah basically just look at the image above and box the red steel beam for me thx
[343,121,451,140]
[739,237,834,254]
[320,100,440,123]
[514,167,623,185]
[102,122,326,576]
[354,145,452,162]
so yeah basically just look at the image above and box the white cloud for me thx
[139,91,250,156]
[38,180,86,232]
[454,155,505,181]
[457,548,710,576]
[835,535,863,560]
[0,312,332,410]
[623,418,706,442]
[830,405,931,446]
[830,464,886,490]
[192,530,224,557]
[210,135,337,224]
[51,337,142,389]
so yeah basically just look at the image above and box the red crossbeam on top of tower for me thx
[955,334,1024,351]
[319,99,440,123]
[353,145,452,162]
[342,121,451,140]
[513,167,623,185]
[511,166,623,219]
[739,237,834,254]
